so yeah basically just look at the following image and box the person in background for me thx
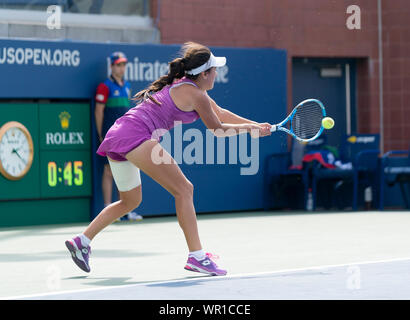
[94,51,143,222]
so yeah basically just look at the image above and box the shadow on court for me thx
[0,250,159,263]
[62,274,209,288]
[1,210,410,299]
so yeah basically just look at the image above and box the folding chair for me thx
[310,134,380,211]
[263,136,327,210]
[379,149,410,210]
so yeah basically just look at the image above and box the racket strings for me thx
[291,101,324,139]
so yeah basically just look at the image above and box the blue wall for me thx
[0,39,287,219]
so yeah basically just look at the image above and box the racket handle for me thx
[270,125,277,132]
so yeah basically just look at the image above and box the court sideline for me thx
[1,210,409,299]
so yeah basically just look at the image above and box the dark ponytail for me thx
[133,57,186,105]
[133,42,211,105]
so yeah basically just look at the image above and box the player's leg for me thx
[65,159,142,272]
[84,159,142,240]
[125,139,202,252]
[84,185,142,241]
[102,163,113,206]
[103,161,135,221]
[126,139,227,275]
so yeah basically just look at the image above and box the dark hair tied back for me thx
[169,57,186,79]
[133,42,211,105]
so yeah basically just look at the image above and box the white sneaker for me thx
[127,211,143,221]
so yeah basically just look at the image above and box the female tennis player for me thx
[65,42,272,276]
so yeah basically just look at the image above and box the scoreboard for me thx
[0,103,92,227]
[38,103,91,198]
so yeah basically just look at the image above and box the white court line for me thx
[3,256,410,300]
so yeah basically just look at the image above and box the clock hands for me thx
[12,148,27,165]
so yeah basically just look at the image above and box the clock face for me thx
[0,122,34,180]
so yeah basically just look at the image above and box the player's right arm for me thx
[189,88,261,137]
[95,83,109,142]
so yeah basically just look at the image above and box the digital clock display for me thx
[40,150,91,198]
[47,161,83,187]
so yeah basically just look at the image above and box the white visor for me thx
[186,53,226,75]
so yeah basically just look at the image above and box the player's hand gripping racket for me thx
[270,99,326,142]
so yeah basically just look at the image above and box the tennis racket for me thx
[270,99,326,142]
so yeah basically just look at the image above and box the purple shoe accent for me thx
[65,236,91,273]
[184,252,215,272]
[184,265,199,272]
[185,255,227,276]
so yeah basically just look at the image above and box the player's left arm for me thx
[207,94,271,129]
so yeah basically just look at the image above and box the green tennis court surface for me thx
[1,210,410,299]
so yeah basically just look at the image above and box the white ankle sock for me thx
[189,249,206,260]
[78,234,91,247]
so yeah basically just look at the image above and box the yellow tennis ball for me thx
[322,117,335,129]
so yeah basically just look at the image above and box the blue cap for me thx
[110,51,128,65]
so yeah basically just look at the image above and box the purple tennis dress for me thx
[97,77,200,161]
